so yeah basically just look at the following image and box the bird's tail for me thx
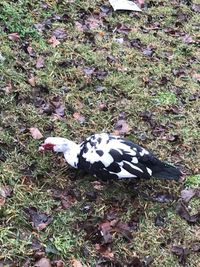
[152,162,182,180]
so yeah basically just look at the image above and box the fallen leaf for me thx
[171,245,190,266]
[34,23,45,33]
[85,191,97,201]
[73,112,86,123]
[152,192,174,203]
[4,81,13,93]
[95,244,114,259]
[192,73,200,82]
[95,70,108,80]
[53,260,64,267]
[28,76,36,87]
[100,5,111,14]
[136,0,145,8]
[85,16,102,30]
[182,34,195,44]
[128,256,143,267]
[192,4,200,12]
[55,105,65,117]
[26,45,36,57]
[100,219,133,243]
[71,259,83,267]
[0,185,12,198]
[130,38,142,49]
[95,86,106,92]
[92,181,104,190]
[113,220,133,241]
[0,197,5,206]
[75,21,84,32]
[181,188,197,203]
[176,201,200,223]
[109,0,142,11]
[48,97,65,117]
[8,32,20,41]
[36,56,45,69]
[98,102,108,111]
[142,47,154,57]
[30,127,43,140]
[114,119,131,135]
[52,27,67,39]
[99,221,113,243]
[115,23,132,34]
[52,188,78,209]
[32,238,43,251]
[48,36,60,48]
[24,207,53,231]
[83,67,95,76]
[143,256,154,266]
[172,68,186,77]
[114,37,124,44]
[191,243,200,253]
[34,257,51,267]
[160,76,169,85]
[155,214,165,227]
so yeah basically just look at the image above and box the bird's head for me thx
[39,137,70,153]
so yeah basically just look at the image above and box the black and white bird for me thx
[39,133,181,181]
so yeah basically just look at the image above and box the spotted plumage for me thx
[39,133,182,181]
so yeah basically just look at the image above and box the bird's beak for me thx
[38,143,45,152]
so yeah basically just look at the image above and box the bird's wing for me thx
[78,134,156,179]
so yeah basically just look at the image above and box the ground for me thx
[0,0,200,266]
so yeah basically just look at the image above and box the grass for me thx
[0,0,200,266]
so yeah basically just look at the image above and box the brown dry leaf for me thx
[92,181,104,190]
[34,257,51,267]
[99,221,113,243]
[48,36,60,48]
[4,81,13,93]
[75,21,84,32]
[52,189,77,210]
[0,197,6,206]
[26,45,36,56]
[171,245,190,266]
[85,16,102,30]
[136,0,145,8]
[36,56,45,69]
[53,260,64,267]
[24,206,53,231]
[176,201,200,223]
[192,73,200,82]
[52,27,67,39]
[8,32,20,41]
[182,34,195,44]
[192,4,200,12]
[0,185,12,198]
[0,184,12,206]
[181,188,197,203]
[28,76,36,87]
[71,259,83,267]
[30,127,43,140]
[113,220,133,242]
[73,112,86,123]
[113,119,131,135]
[95,244,114,259]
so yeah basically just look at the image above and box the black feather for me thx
[151,162,181,180]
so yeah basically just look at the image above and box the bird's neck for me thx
[63,141,81,168]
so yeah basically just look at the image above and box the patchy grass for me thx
[0,0,200,266]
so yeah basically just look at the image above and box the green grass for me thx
[0,0,200,266]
